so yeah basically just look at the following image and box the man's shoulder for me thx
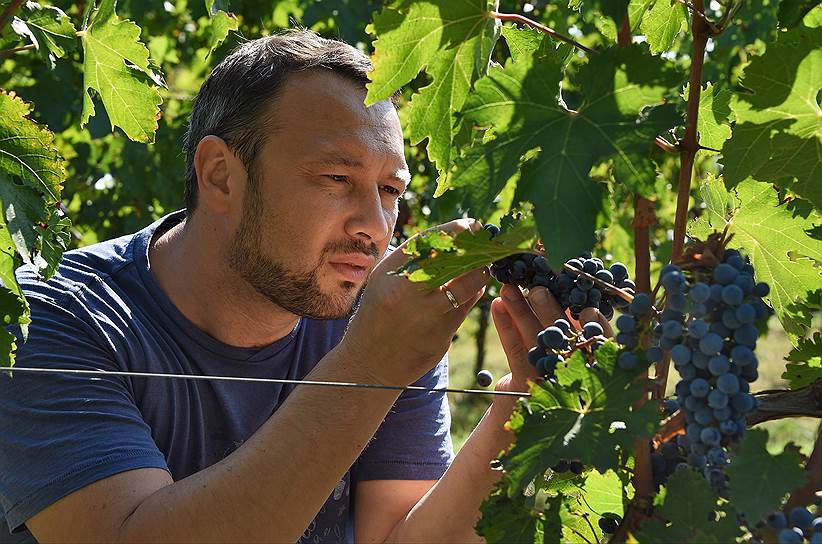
[15,231,139,304]
[15,213,178,305]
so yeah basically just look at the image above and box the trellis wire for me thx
[0,366,532,397]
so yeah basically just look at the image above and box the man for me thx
[0,30,575,542]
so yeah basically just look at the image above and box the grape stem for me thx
[650,0,711,454]
[0,43,35,58]
[487,11,596,54]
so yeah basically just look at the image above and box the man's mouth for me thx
[327,255,374,283]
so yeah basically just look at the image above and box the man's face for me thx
[226,70,409,320]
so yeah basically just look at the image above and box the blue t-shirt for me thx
[0,211,454,543]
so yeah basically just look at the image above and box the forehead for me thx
[264,69,405,163]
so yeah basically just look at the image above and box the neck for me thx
[149,215,301,348]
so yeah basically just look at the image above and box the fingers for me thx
[440,267,490,313]
[579,307,614,337]
[491,298,540,379]
[525,287,565,327]
[498,284,544,349]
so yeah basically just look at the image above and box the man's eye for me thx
[327,174,348,182]
[381,185,401,196]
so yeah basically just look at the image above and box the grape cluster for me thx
[662,249,770,492]
[763,507,822,544]
[485,225,632,320]
[528,318,606,378]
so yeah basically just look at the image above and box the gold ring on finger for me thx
[443,287,460,309]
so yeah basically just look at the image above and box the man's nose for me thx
[345,186,391,244]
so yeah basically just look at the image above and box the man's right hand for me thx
[340,218,490,387]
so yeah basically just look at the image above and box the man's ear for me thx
[193,135,245,215]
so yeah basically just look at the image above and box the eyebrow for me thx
[307,154,411,186]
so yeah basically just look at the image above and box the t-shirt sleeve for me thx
[354,355,454,481]
[0,293,169,533]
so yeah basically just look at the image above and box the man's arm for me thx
[28,348,402,543]
[375,285,604,543]
[25,221,489,543]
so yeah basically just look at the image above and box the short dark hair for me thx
[182,29,373,214]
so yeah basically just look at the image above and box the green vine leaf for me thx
[80,0,164,143]
[560,469,626,543]
[723,5,822,208]
[639,0,688,54]
[634,470,742,543]
[726,429,807,524]
[498,342,659,494]
[206,10,238,54]
[684,82,734,152]
[0,91,69,279]
[366,0,499,187]
[783,331,822,388]
[397,208,538,288]
[11,2,77,67]
[690,176,822,337]
[0,287,25,368]
[447,39,680,268]
[476,487,562,543]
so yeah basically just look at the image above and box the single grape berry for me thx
[582,321,604,339]
[476,370,493,388]
[789,507,814,530]
[598,516,619,534]
[483,224,501,238]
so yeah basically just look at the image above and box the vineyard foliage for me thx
[0,0,820,541]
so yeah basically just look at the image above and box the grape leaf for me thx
[447,40,680,268]
[397,208,538,288]
[501,24,557,62]
[206,10,238,54]
[0,91,62,204]
[366,0,499,187]
[80,0,164,143]
[12,2,77,66]
[0,287,25,368]
[498,342,659,494]
[722,6,822,208]
[690,176,822,337]
[476,487,561,543]
[683,82,734,152]
[783,331,822,388]
[0,91,69,279]
[726,429,807,524]
[560,470,626,543]
[639,0,687,54]
[779,0,822,29]
[0,214,30,342]
[634,470,742,543]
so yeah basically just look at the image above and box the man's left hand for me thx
[488,284,613,420]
